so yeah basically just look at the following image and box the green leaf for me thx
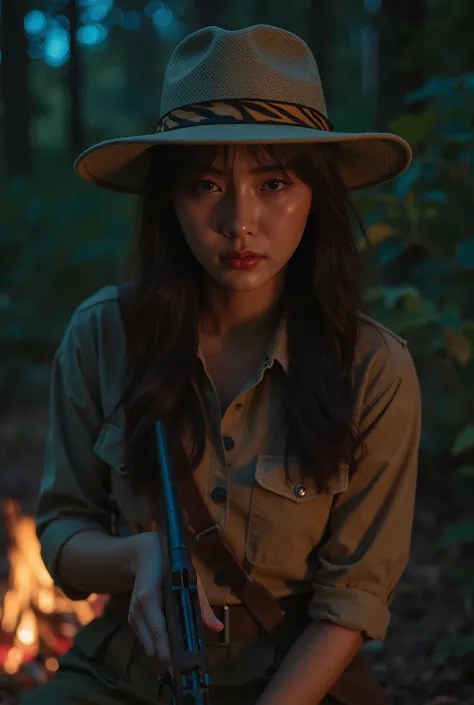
[463,322,474,347]
[377,237,405,267]
[392,299,439,330]
[445,328,471,365]
[456,236,474,269]
[440,520,474,546]
[404,75,460,104]
[394,161,422,200]
[439,305,463,329]
[369,285,420,310]
[390,110,436,146]
[435,635,474,660]
[420,191,448,204]
[363,223,397,247]
[452,424,474,456]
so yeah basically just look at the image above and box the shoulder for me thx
[73,284,122,322]
[66,285,122,335]
[354,312,417,404]
[57,285,124,367]
[356,311,407,357]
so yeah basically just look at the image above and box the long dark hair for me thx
[118,142,364,495]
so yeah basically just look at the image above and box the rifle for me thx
[152,421,213,705]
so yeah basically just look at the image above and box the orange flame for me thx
[0,499,105,675]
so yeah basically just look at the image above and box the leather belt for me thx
[206,593,311,647]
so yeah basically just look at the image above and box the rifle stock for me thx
[153,421,213,705]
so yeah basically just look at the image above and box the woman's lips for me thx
[227,256,263,270]
[221,251,265,270]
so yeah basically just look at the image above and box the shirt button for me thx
[294,484,307,498]
[223,436,235,451]
[214,571,230,587]
[235,403,243,410]
[211,485,227,504]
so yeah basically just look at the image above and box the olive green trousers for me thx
[20,646,336,705]
[20,645,267,705]
[20,614,335,705]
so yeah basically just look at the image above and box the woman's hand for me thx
[127,531,224,666]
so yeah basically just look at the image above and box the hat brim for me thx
[74,123,412,192]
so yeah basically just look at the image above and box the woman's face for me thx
[173,146,313,292]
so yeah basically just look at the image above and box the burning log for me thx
[0,499,107,696]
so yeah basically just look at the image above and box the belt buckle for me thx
[216,605,230,647]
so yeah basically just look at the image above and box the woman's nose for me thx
[218,191,257,238]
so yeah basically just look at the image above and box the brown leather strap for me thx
[206,595,311,644]
[179,474,289,640]
[179,474,388,705]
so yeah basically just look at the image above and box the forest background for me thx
[1,1,474,702]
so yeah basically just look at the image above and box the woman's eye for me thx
[263,179,288,192]
[196,180,219,193]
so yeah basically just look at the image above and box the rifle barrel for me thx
[154,421,213,705]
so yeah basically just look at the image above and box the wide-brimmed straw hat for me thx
[75,24,412,192]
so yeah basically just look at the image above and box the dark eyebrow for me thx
[191,163,290,176]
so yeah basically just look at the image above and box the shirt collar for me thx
[266,314,289,373]
[197,314,289,374]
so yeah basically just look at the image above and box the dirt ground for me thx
[370,465,474,705]
[0,403,472,705]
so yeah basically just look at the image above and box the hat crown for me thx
[160,24,327,118]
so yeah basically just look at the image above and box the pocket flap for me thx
[93,423,127,475]
[255,455,349,502]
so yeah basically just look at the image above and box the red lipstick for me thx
[221,249,264,271]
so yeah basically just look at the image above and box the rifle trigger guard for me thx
[157,672,173,701]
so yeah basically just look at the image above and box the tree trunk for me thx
[0,0,33,176]
[118,1,161,133]
[64,0,85,157]
[194,0,227,29]
[375,0,426,130]
[304,0,332,108]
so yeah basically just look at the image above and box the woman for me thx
[23,24,421,705]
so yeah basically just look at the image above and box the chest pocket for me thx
[92,423,153,534]
[246,455,349,570]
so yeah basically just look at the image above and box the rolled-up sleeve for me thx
[38,308,111,600]
[309,345,421,641]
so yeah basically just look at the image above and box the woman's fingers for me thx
[130,590,172,665]
[143,595,172,664]
[129,562,223,670]
[128,610,155,657]
[196,572,224,632]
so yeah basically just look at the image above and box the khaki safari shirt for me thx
[36,285,421,690]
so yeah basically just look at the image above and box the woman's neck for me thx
[200,275,284,340]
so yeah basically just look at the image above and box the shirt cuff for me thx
[39,518,107,601]
[308,583,391,642]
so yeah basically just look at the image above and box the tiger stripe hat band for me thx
[155,99,334,134]
[75,24,412,192]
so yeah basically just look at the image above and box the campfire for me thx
[0,500,106,699]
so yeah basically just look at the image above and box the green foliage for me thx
[0,154,133,397]
[354,71,474,659]
[355,71,474,467]
[441,521,474,546]
[435,635,474,661]
[452,425,474,456]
